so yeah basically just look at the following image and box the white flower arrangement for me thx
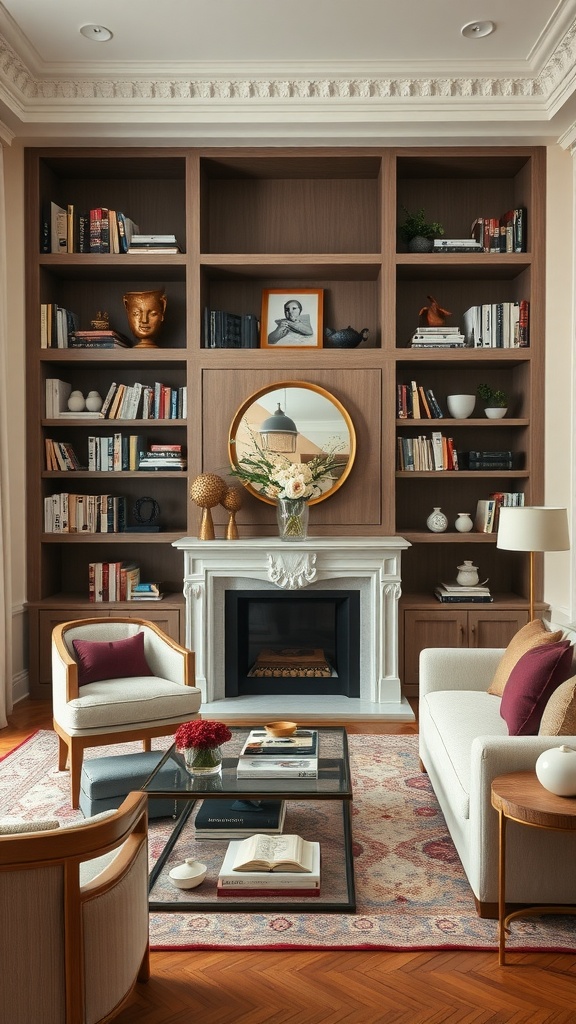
[231,428,344,502]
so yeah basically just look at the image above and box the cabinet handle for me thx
[460,623,465,636]
[470,624,476,634]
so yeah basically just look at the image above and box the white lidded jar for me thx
[535,745,576,796]
[456,560,479,586]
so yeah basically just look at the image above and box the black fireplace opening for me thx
[225,589,360,697]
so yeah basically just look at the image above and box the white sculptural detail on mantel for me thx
[267,551,317,590]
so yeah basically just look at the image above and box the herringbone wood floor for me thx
[3,700,576,1022]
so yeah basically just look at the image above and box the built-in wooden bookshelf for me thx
[24,146,545,696]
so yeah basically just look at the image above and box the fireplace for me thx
[225,589,360,697]
[173,536,413,719]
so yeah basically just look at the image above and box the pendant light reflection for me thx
[258,399,298,453]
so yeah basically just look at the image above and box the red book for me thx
[518,299,529,347]
[216,885,320,898]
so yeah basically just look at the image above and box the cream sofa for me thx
[418,634,576,918]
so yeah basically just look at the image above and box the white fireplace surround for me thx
[173,536,414,721]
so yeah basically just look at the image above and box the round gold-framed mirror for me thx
[228,381,356,505]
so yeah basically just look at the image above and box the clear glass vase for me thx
[183,744,223,776]
[276,498,309,541]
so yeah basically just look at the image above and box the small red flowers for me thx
[175,719,232,750]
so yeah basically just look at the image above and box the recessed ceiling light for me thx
[461,20,495,39]
[80,24,113,42]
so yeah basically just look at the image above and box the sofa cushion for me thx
[57,678,202,731]
[539,675,576,735]
[500,641,573,735]
[420,689,507,819]
[488,619,564,697]
[73,632,152,686]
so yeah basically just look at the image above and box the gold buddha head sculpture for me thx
[123,288,167,348]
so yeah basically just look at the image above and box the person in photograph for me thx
[268,298,314,345]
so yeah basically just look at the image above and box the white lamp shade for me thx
[497,506,570,552]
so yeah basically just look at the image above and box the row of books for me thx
[236,729,319,779]
[203,308,260,349]
[44,493,127,533]
[41,202,141,254]
[100,381,186,420]
[45,438,82,472]
[397,432,459,472]
[216,834,320,897]
[85,437,186,473]
[462,301,529,348]
[397,381,444,419]
[88,560,140,602]
[470,208,527,253]
[40,304,79,348]
[475,491,525,533]
[410,326,466,349]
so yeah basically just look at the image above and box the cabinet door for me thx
[403,609,467,688]
[467,610,529,649]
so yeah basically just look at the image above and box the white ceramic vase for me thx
[426,507,448,533]
[454,513,473,533]
[535,745,576,796]
[447,394,476,419]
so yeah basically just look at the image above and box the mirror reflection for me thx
[228,382,356,505]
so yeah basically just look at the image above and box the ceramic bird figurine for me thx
[419,295,452,327]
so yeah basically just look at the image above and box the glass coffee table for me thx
[142,726,355,913]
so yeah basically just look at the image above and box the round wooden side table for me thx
[491,770,576,965]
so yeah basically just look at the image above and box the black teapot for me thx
[324,326,369,348]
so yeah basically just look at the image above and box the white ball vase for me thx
[67,390,86,412]
[85,390,103,412]
[535,745,576,796]
[447,394,476,419]
[454,512,473,533]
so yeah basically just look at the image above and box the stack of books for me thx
[217,834,320,898]
[460,450,514,471]
[410,326,466,348]
[434,581,493,604]
[129,582,164,601]
[138,443,187,471]
[236,729,318,779]
[68,329,131,349]
[194,798,286,840]
[433,238,483,253]
[127,233,181,254]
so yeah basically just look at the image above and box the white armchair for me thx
[52,617,202,807]
[0,791,149,1024]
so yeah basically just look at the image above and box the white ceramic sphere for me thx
[447,394,476,419]
[67,390,86,412]
[168,859,207,889]
[535,745,576,796]
[484,407,507,419]
[85,390,103,412]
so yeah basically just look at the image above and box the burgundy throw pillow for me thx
[72,631,153,686]
[500,640,573,736]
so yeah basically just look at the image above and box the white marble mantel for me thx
[172,536,412,720]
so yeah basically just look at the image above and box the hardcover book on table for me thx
[236,756,318,779]
[217,835,320,890]
[239,729,318,758]
[193,798,286,839]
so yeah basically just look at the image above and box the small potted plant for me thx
[477,383,508,419]
[399,207,444,253]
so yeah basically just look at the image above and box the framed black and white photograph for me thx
[261,289,324,349]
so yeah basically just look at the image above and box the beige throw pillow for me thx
[539,676,576,735]
[488,619,564,697]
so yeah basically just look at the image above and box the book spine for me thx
[217,886,320,897]
[236,769,318,779]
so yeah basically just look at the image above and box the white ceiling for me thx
[1,0,576,146]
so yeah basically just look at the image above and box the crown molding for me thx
[1,20,576,140]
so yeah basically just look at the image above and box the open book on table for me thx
[232,833,315,873]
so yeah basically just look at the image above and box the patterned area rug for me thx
[2,730,576,952]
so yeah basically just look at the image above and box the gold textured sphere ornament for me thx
[221,485,243,540]
[189,473,227,540]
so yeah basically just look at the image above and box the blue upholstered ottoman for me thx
[79,751,186,819]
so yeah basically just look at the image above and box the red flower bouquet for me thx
[175,720,232,750]
[176,720,232,774]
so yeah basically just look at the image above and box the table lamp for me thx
[496,506,570,620]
